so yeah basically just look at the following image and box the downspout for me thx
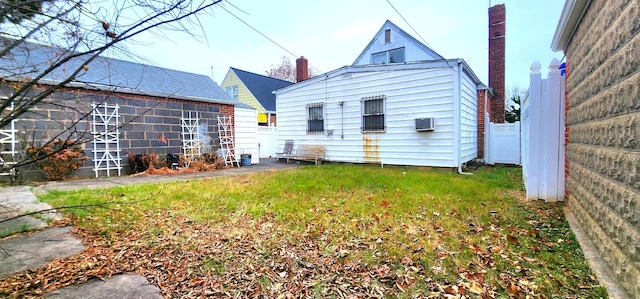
[457,60,472,175]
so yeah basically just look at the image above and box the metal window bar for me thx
[91,103,122,178]
[0,100,18,179]
[362,95,386,132]
[306,103,324,133]
[181,111,201,165]
[217,115,239,167]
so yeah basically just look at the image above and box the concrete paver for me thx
[0,226,85,276]
[0,186,57,237]
[44,274,163,299]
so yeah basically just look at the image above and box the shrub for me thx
[127,151,166,174]
[27,139,88,181]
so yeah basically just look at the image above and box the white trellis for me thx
[181,111,201,163]
[217,115,239,167]
[91,103,122,178]
[0,100,18,180]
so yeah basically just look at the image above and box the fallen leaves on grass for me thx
[0,192,605,298]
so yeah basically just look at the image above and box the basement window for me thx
[307,103,324,134]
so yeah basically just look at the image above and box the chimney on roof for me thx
[296,56,309,83]
[488,4,506,123]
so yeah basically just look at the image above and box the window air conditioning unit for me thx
[415,117,435,131]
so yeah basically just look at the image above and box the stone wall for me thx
[564,0,640,297]
[1,86,234,180]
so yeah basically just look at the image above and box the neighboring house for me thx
[551,0,639,297]
[221,67,292,126]
[275,20,487,169]
[0,39,256,180]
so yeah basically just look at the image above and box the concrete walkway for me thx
[0,158,299,298]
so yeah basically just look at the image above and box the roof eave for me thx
[20,78,241,105]
[275,60,470,95]
[551,0,591,52]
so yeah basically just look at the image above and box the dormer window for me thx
[371,47,405,64]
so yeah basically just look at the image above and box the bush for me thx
[27,139,88,181]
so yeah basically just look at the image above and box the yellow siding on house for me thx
[221,71,265,121]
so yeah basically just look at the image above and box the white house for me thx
[275,21,486,169]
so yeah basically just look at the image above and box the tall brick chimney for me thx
[296,56,309,83]
[488,4,506,123]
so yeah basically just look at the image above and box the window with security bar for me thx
[362,96,385,132]
[307,103,324,134]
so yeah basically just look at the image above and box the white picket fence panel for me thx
[521,59,565,201]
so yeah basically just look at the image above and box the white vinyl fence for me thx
[233,108,259,164]
[257,126,277,158]
[486,119,521,165]
[521,59,565,201]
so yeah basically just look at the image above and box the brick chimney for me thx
[296,56,309,83]
[488,4,506,123]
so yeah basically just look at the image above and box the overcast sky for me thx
[121,0,565,93]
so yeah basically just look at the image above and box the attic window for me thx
[371,47,405,64]
[225,85,238,100]
[385,29,391,43]
[389,48,404,63]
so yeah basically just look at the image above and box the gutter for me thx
[551,0,591,51]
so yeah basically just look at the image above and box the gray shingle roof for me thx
[1,38,237,105]
[230,67,292,112]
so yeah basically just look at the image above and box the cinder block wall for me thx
[3,87,233,180]
[564,1,640,297]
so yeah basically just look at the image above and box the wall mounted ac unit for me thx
[415,117,435,131]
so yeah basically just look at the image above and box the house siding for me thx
[221,71,265,115]
[563,0,640,297]
[277,67,461,167]
[459,69,479,163]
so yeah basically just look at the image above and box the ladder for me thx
[217,115,239,167]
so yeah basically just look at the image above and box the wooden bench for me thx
[291,145,326,165]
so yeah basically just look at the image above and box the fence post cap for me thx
[548,58,561,75]
[530,61,541,75]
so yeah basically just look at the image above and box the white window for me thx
[371,52,386,64]
[362,96,385,132]
[389,48,405,63]
[307,103,324,134]
[371,47,405,64]
[225,85,238,100]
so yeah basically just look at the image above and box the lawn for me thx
[1,165,606,298]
